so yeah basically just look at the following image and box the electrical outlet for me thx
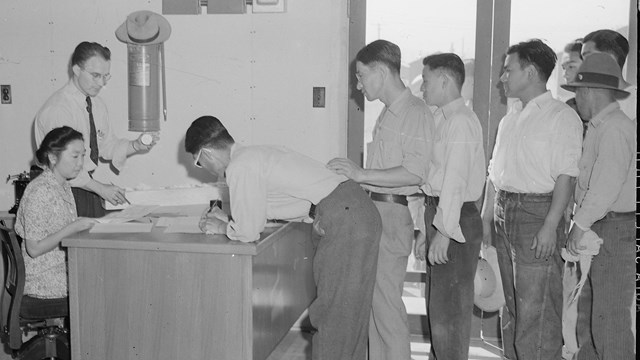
[1,85,11,104]
[313,87,325,108]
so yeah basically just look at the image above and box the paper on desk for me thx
[96,205,160,224]
[157,216,202,233]
[90,222,154,233]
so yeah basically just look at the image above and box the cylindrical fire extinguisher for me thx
[115,10,171,133]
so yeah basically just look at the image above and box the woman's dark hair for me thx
[36,126,84,167]
[71,42,111,67]
[184,116,235,154]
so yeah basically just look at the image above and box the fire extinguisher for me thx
[115,10,171,133]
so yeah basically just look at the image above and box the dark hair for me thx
[71,42,111,67]
[423,53,465,90]
[583,29,629,68]
[184,116,235,154]
[356,39,402,74]
[564,39,583,58]
[36,126,84,167]
[506,39,557,82]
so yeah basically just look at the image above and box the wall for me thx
[0,0,350,210]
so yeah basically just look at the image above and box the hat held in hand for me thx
[116,10,171,45]
[474,245,505,313]
[561,53,629,96]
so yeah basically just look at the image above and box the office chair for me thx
[0,223,70,360]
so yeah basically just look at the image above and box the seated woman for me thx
[14,126,96,313]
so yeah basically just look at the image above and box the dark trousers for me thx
[576,213,635,360]
[308,180,382,360]
[494,191,564,360]
[423,196,482,360]
[71,187,105,218]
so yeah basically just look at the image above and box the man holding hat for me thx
[481,39,583,360]
[563,53,636,360]
[35,41,159,217]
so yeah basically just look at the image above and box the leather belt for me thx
[366,191,408,206]
[497,190,552,202]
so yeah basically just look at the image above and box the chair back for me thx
[0,222,25,350]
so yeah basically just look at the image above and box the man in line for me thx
[186,116,382,360]
[581,29,636,120]
[35,42,158,217]
[327,39,434,360]
[413,53,485,360]
[561,39,586,132]
[563,54,636,360]
[480,39,583,360]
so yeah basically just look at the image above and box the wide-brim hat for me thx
[474,245,505,313]
[561,53,629,96]
[116,10,171,45]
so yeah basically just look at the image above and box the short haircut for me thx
[422,53,465,90]
[36,126,84,167]
[184,116,235,154]
[355,39,402,74]
[71,42,111,67]
[583,29,629,68]
[564,39,583,58]
[507,39,557,82]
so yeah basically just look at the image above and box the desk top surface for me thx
[61,205,294,255]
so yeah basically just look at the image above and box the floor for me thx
[266,330,503,360]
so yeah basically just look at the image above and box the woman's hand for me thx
[68,217,97,233]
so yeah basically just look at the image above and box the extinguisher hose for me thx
[161,43,167,122]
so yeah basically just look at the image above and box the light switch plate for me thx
[313,87,325,108]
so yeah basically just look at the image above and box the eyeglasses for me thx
[81,68,112,83]
[194,148,211,168]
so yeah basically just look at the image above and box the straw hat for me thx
[561,53,629,96]
[474,245,505,312]
[115,10,171,45]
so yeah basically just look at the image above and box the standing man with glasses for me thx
[35,41,158,217]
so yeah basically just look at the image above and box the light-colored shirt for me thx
[619,84,636,120]
[573,102,636,229]
[14,169,76,299]
[365,88,434,195]
[35,80,130,187]
[421,97,485,243]
[225,144,347,242]
[488,91,583,193]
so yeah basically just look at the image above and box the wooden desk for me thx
[62,222,315,360]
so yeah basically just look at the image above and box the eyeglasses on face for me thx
[194,148,211,168]
[81,67,112,83]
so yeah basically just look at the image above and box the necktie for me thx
[85,96,99,165]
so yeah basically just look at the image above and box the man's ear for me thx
[72,64,81,78]
[525,64,538,81]
[376,63,390,79]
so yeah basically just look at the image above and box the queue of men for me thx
[33,28,635,360]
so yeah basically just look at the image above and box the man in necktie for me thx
[35,42,159,217]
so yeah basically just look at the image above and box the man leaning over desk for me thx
[184,115,382,360]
